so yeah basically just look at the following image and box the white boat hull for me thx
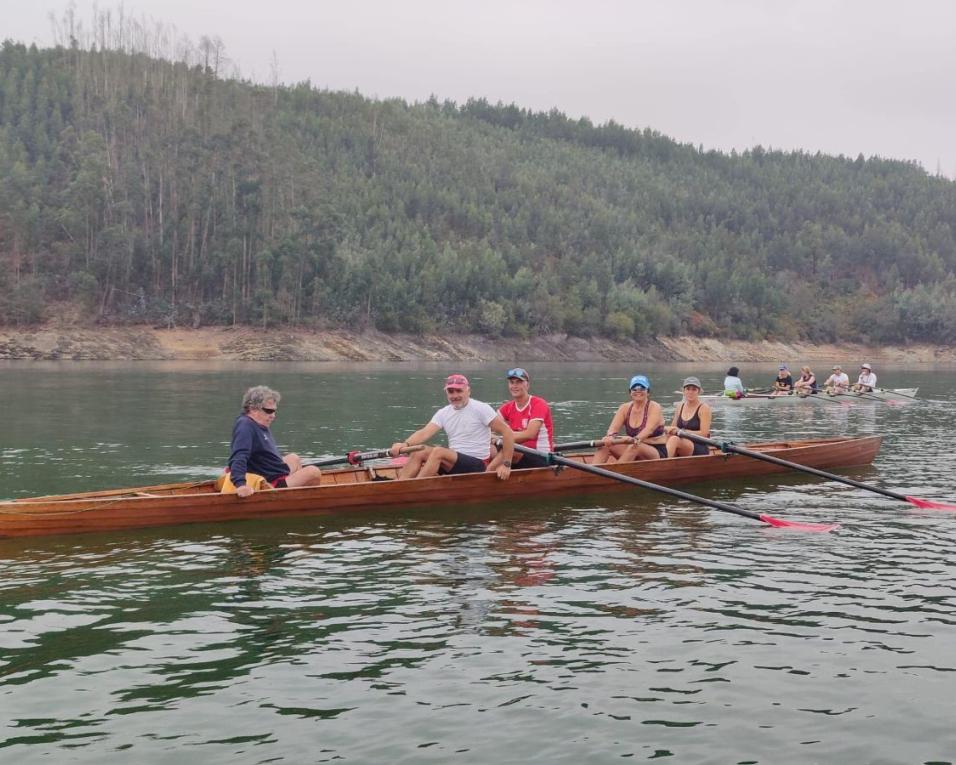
[689,388,918,407]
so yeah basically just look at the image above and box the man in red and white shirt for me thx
[489,367,555,470]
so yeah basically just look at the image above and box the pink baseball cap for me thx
[444,374,470,389]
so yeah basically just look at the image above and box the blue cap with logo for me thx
[629,374,650,390]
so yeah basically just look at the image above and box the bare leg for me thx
[486,442,502,471]
[285,465,322,487]
[419,446,458,478]
[666,436,693,458]
[283,454,322,487]
[398,448,431,479]
[620,442,665,461]
[592,444,628,465]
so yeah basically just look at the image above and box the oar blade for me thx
[906,496,956,512]
[758,513,840,533]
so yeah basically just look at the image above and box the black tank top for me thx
[625,403,665,438]
[676,403,703,431]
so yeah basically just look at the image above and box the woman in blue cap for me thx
[593,374,668,464]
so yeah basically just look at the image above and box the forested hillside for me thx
[2,36,955,342]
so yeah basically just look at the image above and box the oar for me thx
[306,445,424,468]
[676,431,956,512]
[878,387,918,400]
[513,444,838,532]
[848,389,898,405]
[805,391,854,406]
[553,437,634,451]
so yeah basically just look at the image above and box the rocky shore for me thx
[1,323,954,364]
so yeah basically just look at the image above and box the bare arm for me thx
[511,418,543,443]
[637,402,666,441]
[695,404,712,437]
[601,404,629,446]
[390,422,441,457]
[490,416,515,479]
[669,404,681,430]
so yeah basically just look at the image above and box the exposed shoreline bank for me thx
[1,324,954,364]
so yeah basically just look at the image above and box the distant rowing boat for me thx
[0,436,881,539]
[825,387,918,403]
[693,388,918,407]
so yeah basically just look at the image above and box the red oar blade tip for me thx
[758,514,841,533]
[906,496,956,512]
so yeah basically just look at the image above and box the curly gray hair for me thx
[242,385,281,413]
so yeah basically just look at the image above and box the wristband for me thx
[502,460,512,468]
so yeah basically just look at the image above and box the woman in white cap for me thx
[823,365,850,394]
[593,374,668,464]
[665,377,712,457]
[852,363,877,393]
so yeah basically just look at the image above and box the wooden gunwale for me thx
[0,436,882,539]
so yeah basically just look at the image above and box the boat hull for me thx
[696,388,917,406]
[823,387,918,403]
[0,436,883,539]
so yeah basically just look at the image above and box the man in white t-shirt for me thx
[852,363,877,392]
[390,374,515,480]
[823,365,850,394]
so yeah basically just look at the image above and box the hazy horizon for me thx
[4,0,955,177]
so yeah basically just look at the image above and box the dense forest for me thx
[2,18,956,343]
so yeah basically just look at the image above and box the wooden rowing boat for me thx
[0,436,881,539]
[694,388,918,407]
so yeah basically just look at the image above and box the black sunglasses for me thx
[260,407,277,415]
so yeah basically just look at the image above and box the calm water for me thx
[2,361,956,764]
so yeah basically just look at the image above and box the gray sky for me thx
[5,0,955,176]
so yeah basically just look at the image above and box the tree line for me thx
[1,24,955,343]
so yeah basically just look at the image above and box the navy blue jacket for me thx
[228,414,288,487]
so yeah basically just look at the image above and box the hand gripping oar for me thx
[306,445,424,468]
[553,437,634,452]
[513,444,838,532]
[676,431,956,512]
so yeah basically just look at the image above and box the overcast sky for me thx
[4,0,954,177]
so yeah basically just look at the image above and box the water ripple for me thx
[3,366,956,762]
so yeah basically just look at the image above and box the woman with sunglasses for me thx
[665,377,712,457]
[225,385,323,497]
[593,375,668,464]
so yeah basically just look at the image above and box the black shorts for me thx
[514,451,550,469]
[691,442,709,457]
[439,452,488,476]
[651,444,668,459]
